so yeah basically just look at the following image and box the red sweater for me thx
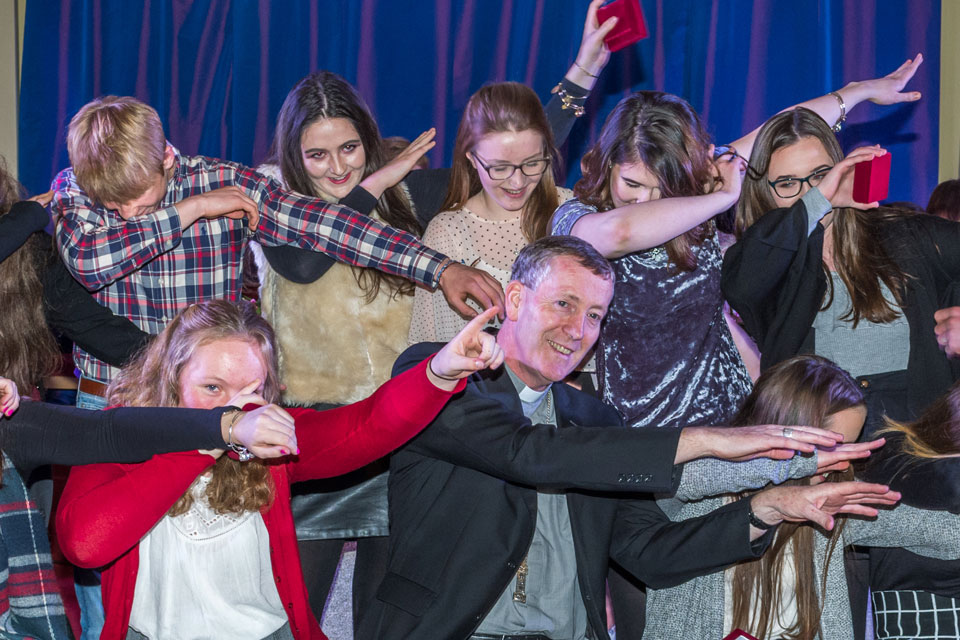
[56,358,463,640]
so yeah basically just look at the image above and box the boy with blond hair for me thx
[53,96,502,391]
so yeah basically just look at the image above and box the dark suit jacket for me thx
[365,343,771,640]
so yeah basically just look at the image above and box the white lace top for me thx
[129,473,287,639]
[408,187,573,343]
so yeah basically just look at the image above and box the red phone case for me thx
[596,0,649,52]
[723,630,760,640]
[852,151,892,203]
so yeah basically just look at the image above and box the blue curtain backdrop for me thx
[19,1,940,207]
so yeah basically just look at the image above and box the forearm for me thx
[56,206,183,288]
[0,200,48,262]
[43,259,153,367]
[286,357,465,482]
[2,402,232,471]
[571,191,734,258]
[676,453,817,501]
[257,186,447,289]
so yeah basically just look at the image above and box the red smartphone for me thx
[596,0,649,52]
[852,151,892,204]
[723,630,760,640]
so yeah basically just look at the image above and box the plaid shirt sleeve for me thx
[238,168,448,289]
[52,169,183,290]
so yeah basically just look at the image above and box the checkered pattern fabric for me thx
[873,589,960,639]
[53,148,446,381]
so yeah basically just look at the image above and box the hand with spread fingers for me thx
[676,424,844,465]
[428,306,505,390]
[749,481,901,534]
[359,128,437,199]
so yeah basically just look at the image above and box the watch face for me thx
[723,631,760,640]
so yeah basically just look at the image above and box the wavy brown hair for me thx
[271,71,419,301]
[728,355,864,640]
[574,91,718,271]
[877,379,960,459]
[0,159,60,391]
[737,108,909,327]
[108,300,280,515]
[439,82,560,242]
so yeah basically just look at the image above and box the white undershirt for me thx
[130,474,287,639]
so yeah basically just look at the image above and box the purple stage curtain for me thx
[19,1,939,206]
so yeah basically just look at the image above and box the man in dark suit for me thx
[366,236,897,640]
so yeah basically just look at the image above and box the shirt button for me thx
[859,379,870,389]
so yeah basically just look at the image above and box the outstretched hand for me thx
[677,424,844,465]
[750,481,900,532]
[428,306,505,389]
[817,145,887,210]
[0,377,20,417]
[438,262,506,321]
[359,128,437,199]
[815,438,886,475]
[861,54,923,105]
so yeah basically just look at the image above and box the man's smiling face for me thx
[503,255,614,391]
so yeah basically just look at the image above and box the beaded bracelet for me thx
[551,83,587,117]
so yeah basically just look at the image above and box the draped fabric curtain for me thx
[19,0,939,206]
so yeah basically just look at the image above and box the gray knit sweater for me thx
[644,458,960,639]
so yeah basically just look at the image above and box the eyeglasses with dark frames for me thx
[471,152,551,181]
[767,166,833,199]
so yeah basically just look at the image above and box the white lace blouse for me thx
[129,473,288,639]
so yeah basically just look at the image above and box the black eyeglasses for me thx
[767,166,832,199]
[471,152,551,181]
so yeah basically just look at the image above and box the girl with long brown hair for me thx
[407,81,570,341]
[55,299,501,640]
[250,5,613,626]
[721,78,960,637]
[643,356,960,640]
[552,60,922,639]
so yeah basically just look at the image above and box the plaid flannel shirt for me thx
[53,148,447,382]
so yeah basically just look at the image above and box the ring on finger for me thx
[782,427,794,438]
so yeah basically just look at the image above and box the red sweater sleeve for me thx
[285,356,465,483]
[56,451,216,568]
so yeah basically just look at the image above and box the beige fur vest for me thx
[253,165,414,406]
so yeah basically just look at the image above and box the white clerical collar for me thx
[518,384,550,404]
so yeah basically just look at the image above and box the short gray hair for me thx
[510,235,614,291]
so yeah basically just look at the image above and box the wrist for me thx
[359,173,389,200]
[220,406,243,445]
[748,495,784,528]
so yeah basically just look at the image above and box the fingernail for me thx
[296,448,301,455]
[280,449,288,455]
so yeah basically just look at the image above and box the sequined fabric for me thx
[552,200,752,428]
[598,232,752,428]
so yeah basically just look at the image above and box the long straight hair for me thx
[271,71,420,300]
[737,108,909,327]
[728,355,864,640]
[108,301,280,516]
[439,82,560,242]
[0,160,59,391]
[574,91,717,271]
